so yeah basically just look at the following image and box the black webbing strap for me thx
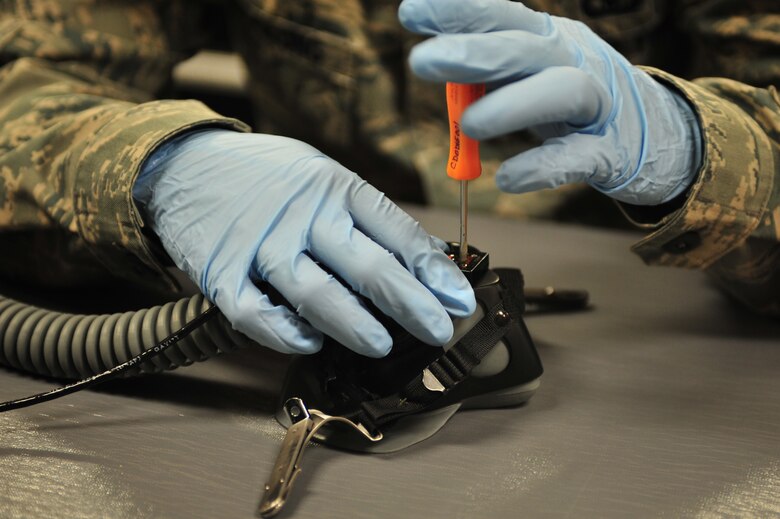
[345,298,513,432]
[492,268,525,318]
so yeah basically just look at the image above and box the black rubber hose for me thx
[0,293,255,380]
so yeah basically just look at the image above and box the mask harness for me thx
[327,267,524,437]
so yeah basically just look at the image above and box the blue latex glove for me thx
[399,0,702,206]
[133,129,475,357]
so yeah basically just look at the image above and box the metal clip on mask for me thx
[259,243,544,516]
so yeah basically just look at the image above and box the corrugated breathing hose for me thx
[0,293,254,380]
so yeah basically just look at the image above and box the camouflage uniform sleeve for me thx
[0,1,250,290]
[625,67,780,316]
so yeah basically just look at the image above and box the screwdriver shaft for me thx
[459,180,469,265]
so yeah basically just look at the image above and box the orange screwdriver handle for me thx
[446,82,485,181]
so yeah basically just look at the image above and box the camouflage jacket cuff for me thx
[73,100,251,289]
[627,67,775,269]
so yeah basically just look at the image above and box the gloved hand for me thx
[133,129,476,357]
[399,0,702,206]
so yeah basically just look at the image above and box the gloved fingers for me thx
[261,251,394,358]
[213,277,323,355]
[495,133,617,193]
[347,178,475,318]
[409,31,576,84]
[399,0,550,36]
[461,67,608,140]
[309,218,456,346]
[430,235,449,253]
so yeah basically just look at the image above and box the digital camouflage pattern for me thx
[0,1,250,290]
[0,0,778,314]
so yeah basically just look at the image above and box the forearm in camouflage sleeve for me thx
[627,68,780,316]
[0,1,249,288]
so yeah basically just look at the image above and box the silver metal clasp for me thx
[257,398,382,518]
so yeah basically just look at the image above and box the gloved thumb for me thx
[213,277,324,355]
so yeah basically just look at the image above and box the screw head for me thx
[494,310,511,326]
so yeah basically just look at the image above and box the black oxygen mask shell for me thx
[276,246,543,453]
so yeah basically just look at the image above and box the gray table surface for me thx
[2,205,779,519]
